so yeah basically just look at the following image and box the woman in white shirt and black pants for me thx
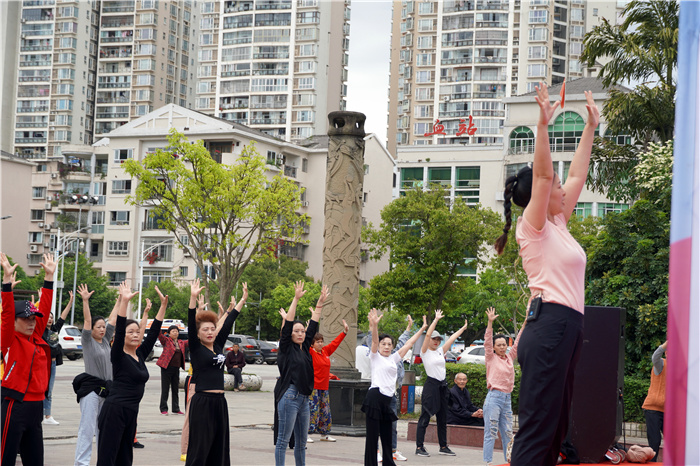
[363,310,426,466]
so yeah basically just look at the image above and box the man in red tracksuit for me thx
[1,252,55,466]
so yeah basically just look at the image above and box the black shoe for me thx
[133,441,145,449]
[415,446,430,457]
[439,446,456,456]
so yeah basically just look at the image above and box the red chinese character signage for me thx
[423,117,478,137]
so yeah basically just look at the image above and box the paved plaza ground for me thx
[34,360,489,465]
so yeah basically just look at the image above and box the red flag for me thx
[560,80,566,108]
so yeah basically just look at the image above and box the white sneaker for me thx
[42,416,59,425]
[320,435,336,442]
[393,450,407,461]
[377,450,383,462]
[306,437,314,443]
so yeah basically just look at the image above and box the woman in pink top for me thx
[494,83,599,466]
[482,307,525,466]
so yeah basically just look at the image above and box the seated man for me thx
[447,372,484,426]
[224,343,246,391]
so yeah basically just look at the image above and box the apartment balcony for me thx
[98,82,131,89]
[254,20,291,27]
[20,44,53,52]
[472,110,505,117]
[442,40,474,48]
[95,111,130,119]
[100,19,135,28]
[15,148,47,158]
[253,52,290,59]
[23,0,55,6]
[16,121,48,128]
[102,4,135,14]
[221,70,251,77]
[257,1,292,10]
[476,2,508,10]
[473,91,505,99]
[61,169,91,181]
[443,92,471,100]
[99,49,133,59]
[19,59,52,67]
[439,111,470,118]
[15,136,47,144]
[17,106,49,113]
[253,69,289,76]
[250,118,286,125]
[475,21,509,28]
[441,57,472,65]
[19,74,51,82]
[283,165,297,178]
[100,35,134,43]
[473,56,507,64]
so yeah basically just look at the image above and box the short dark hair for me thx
[124,319,139,330]
[377,333,395,347]
[92,316,106,327]
[313,332,324,343]
[493,333,508,349]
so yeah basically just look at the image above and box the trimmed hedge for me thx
[410,363,650,423]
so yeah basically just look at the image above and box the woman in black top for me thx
[96,282,167,466]
[186,278,247,466]
[41,289,72,425]
[273,281,329,466]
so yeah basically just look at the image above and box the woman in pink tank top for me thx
[494,83,600,466]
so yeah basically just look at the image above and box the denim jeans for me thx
[43,360,56,416]
[275,385,310,466]
[483,389,513,463]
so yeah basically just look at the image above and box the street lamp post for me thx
[66,195,98,325]
[50,226,90,321]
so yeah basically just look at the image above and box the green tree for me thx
[585,199,669,377]
[124,129,306,306]
[581,0,678,143]
[362,186,501,318]
[140,280,190,322]
[35,254,117,326]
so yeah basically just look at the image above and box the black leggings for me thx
[96,401,138,466]
[510,303,583,466]
[160,366,181,412]
[1,398,43,466]
[186,392,230,466]
[365,418,394,466]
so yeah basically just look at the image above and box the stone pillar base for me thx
[328,378,370,436]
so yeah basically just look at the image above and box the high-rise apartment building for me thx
[93,0,198,136]
[14,0,100,159]
[194,0,350,141]
[387,0,621,153]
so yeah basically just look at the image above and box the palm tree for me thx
[581,0,678,142]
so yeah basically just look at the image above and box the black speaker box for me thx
[569,306,626,463]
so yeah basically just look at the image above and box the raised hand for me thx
[316,284,329,308]
[0,252,18,283]
[584,90,600,128]
[535,82,560,126]
[434,309,444,321]
[144,298,152,314]
[342,319,349,334]
[77,283,94,301]
[278,308,287,320]
[461,318,469,329]
[422,315,428,328]
[217,301,225,316]
[117,281,138,302]
[406,314,414,332]
[486,306,498,323]
[293,280,307,300]
[368,308,382,327]
[67,290,74,303]
[10,271,21,290]
[228,295,236,312]
[154,285,166,302]
[39,253,57,279]
[190,278,204,298]
[241,282,249,301]
[196,294,206,311]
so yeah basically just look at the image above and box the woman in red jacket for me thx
[307,318,348,443]
[1,252,55,465]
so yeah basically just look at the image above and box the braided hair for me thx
[494,166,533,255]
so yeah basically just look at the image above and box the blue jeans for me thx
[275,385,310,466]
[43,360,56,416]
[483,389,513,463]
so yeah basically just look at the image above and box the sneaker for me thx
[133,441,145,449]
[174,411,185,415]
[393,450,407,461]
[415,446,430,457]
[306,437,314,443]
[161,411,168,415]
[377,450,383,462]
[180,454,186,462]
[439,446,456,456]
[42,416,59,425]
[320,435,336,442]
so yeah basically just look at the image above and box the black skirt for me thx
[362,387,398,422]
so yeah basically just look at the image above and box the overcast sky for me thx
[345,0,393,145]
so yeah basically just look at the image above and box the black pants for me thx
[96,401,138,466]
[511,303,584,466]
[415,378,448,449]
[186,392,230,466]
[644,409,664,462]
[227,367,242,388]
[160,366,181,412]
[448,416,485,427]
[363,389,395,466]
[1,398,43,466]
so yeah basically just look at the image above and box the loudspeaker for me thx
[569,306,626,463]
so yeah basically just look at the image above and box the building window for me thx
[110,211,130,225]
[428,167,451,187]
[598,203,629,219]
[455,167,480,205]
[107,271,127,286]
[528,27,548,41]
[574,202,593,219]
[107,241,129,256]
[529,10,548,23]
[111,180,132,194]
[527,64,548,78]
[32,187,46,198]
[302,159,308,173]
[28,232,43,243]
[549,111,599,151]
[400,167,424,190]
[31,210,45,221]
[266,150,278,165]
[113,149,133,163]
[509,126,535,154]
[180,266,188,277]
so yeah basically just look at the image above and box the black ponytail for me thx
[495,166,533,255]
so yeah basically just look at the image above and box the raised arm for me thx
[117,282,138,318]
[216,283,247,344]
[60,291,73,321]
[422,310,443,354]
[107,294,120,327]
[138,298,152,342]
[285,280,307,322]
[78,284,95,330]
[153,285,168,322]
[188,279,205,348]
[323,319,349,356]
[368,308,382,354]
[484,307,497,363]
[1,252,19,353]
[398,316,428,359]
[562,90,599,222]
[652,341,668,375]
[524,82,559,231]
[309,285,329,323]
[442,318,468,353]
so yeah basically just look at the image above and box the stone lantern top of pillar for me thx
[327,111,366,138]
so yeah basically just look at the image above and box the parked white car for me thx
[59,325,82,360]
[457,345,486,364]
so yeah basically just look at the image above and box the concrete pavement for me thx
[34,360,489,465]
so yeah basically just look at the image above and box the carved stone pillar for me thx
[322,111,370,436]
[321,111,366,378]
